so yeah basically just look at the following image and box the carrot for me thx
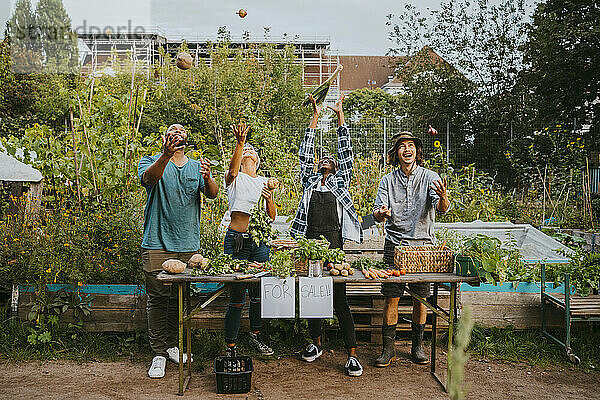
[367,268,376,278]
[362,268,371,279]
[371,268,386,279]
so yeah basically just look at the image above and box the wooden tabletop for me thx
[157,269,481,284]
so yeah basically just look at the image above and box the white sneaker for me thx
[148,356,166,378]
[167,347,194,364]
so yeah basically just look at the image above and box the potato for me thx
[176,52,193,70]
[334,263,344,271]
[267,177,279,190]
[329,268,340,276]
[188,253,204,268]
[340,269,349,277]
[342,262,351,270]
[348,268,355,275]
[162,259,186,274]
[200,256,209,269]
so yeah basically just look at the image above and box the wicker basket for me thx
[294,258,308,273]
[394,245,454,273]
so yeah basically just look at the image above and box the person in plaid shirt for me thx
[291,93,363,377]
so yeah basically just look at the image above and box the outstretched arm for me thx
[261,184,277,221]
[141,132,185,186]
[299,95,322,186]
[200,157,219,199]
[327,93,345,127]
[225,122,250,187]
[308,94,323,129]
[430,177,450,213]
[329,94,352,186]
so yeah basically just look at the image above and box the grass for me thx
[469,324,600,371]
[1,295,598,373]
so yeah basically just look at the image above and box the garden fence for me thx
[277,117,506,170]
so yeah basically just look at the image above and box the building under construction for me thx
[78,28,343,102]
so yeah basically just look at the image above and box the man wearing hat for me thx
[291,93,364,377]
[373,131,449,367]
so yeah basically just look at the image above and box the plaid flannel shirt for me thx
[290,125,363,243]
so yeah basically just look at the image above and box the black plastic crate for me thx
[213,356,253,394]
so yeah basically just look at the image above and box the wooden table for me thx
[157,269,480,395]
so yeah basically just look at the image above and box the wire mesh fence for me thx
[277,117,507,171]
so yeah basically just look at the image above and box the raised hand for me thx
[327,93,345,114]
[231,122,250,145]
[261,183,274,200]
[430,177,448,199]
[309,94,324,117]
[200,157,212,179]
[161,132,185,158]
[375,205,392,221]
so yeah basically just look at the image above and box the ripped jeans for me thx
[223,228,270,344]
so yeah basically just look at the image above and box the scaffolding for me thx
[78,29,340,102]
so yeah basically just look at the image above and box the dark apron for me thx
[305,190,342,250]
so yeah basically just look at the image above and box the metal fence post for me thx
[383,117,387,166]
[446,120,450,163]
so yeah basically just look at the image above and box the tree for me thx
[35,0,78,74]
[343,87,405,121]
[386,0,530,180]
[5,0,43,73]
[5,0,38,52]
[398,46,474,129]
[522,0,600,151]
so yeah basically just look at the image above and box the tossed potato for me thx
[348,268,355,275]
[340,269,349,277]
[162,259,186,274]
[341,262,351,270]
[330,268,340,276]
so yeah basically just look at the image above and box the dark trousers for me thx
[223,228,270,344]
[308,282,357,349]
[142,249,195,356]
[305,214,357,349]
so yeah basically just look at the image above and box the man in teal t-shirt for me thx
[138,124,218,379]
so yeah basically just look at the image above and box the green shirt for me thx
[138,154,205,252]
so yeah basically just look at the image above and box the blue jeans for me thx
[223,228,270,344]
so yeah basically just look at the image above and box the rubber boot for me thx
[411,322,429,364]
[374,324,396,367]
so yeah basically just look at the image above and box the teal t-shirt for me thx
[138,154,205,252]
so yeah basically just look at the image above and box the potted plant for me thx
[293,238,334,275]
[455,234,525,285]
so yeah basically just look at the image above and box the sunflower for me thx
[434,140,441,148]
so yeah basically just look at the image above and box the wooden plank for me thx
[157,270,480,284]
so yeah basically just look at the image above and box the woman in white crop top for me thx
[222,122,276,357]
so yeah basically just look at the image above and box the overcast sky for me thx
[3,0,445,55]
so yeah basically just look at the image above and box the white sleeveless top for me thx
[226,171,268,214]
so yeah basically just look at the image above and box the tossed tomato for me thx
[399,269,406,275]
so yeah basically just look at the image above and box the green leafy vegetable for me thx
[248,196,277,246]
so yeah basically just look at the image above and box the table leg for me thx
[431,283,438,374]
[447,282,457,390]
[178,283,184,396]
[185,283,192,386]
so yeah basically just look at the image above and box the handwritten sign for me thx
[261,277,295,318]
[299,277,333,318]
